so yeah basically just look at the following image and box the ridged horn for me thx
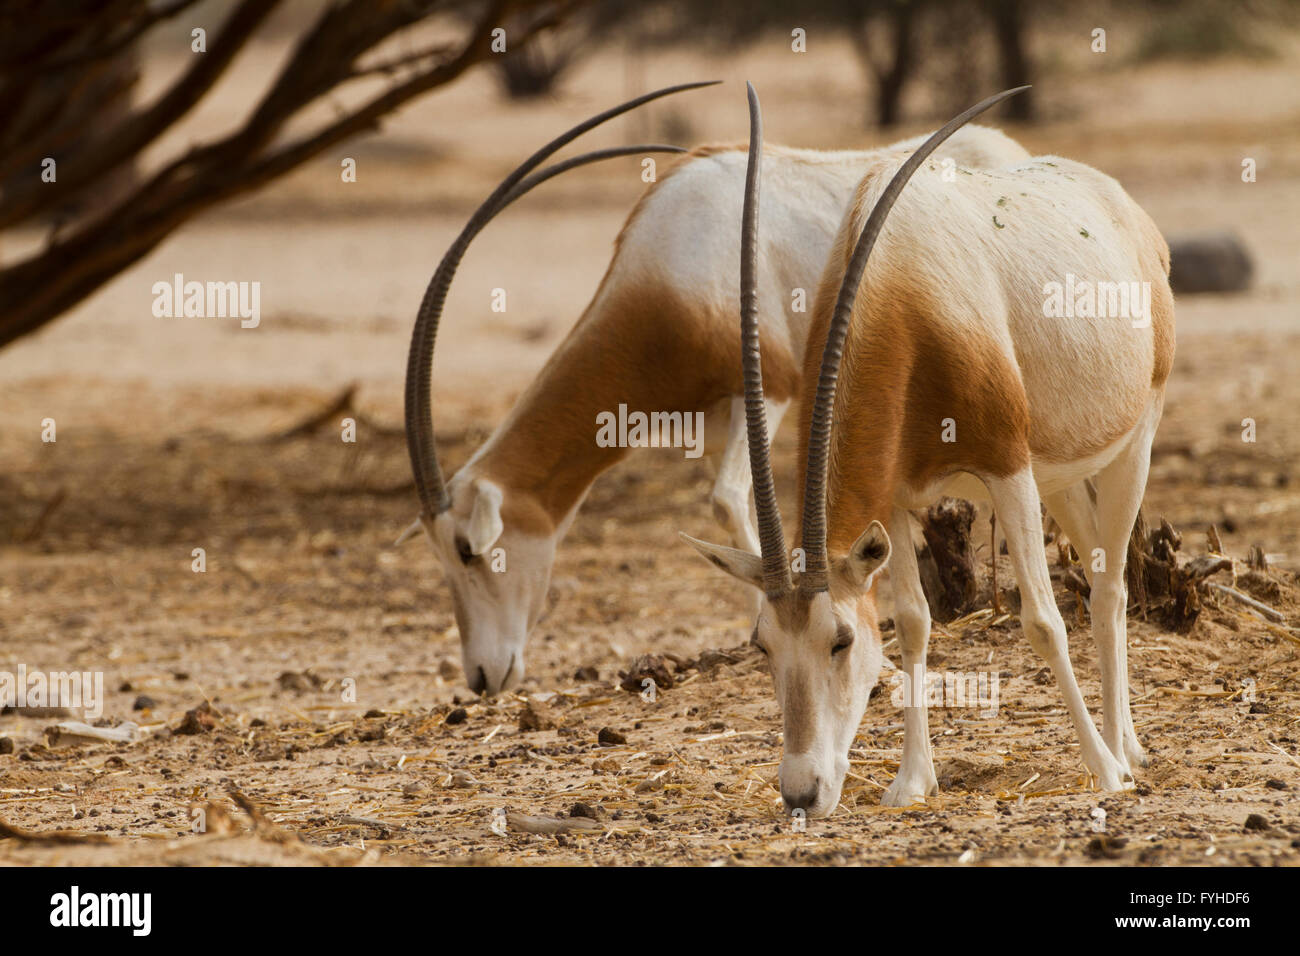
[799,86,1030,593]
[739,82,792,597]
[404,80,720,520]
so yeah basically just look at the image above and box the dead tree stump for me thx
[917,497,979,622]
[1126,512,1231,632]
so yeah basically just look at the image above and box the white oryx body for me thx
[426,124,1029,695]
[686,86,1174,817]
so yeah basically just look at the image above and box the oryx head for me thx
[682,83,1027,817]
[402,82,718,696]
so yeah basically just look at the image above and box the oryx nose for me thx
[467,654,517,697]
[783,778,822,812]
[468,666,488,695]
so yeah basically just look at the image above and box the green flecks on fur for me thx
[996,196,1008,207]
[993,216,1005,229]
[1080,227,1091,238]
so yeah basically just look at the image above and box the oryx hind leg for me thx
[1089,398,1163,772]
[987,467,1132,792]
[1045,477,1137,775]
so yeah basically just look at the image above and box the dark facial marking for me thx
[783,666,814,752]
[832,621,854,656]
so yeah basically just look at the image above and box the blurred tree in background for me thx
[699,0,1037,126]
[495,0,1037,125]
[1133,0,1284,60]
[0,0,566,348]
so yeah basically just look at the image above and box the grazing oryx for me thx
[403,83,1030,696]
[682,84,1174,817]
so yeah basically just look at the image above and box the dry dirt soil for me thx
[0,27,1298,866]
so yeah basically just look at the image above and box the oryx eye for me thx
[455,538,475,565]
[832,624,854,657]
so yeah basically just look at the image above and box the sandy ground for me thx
[0,26,1298,865]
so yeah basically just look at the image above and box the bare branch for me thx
[0,0,282,229]
[0,0,561,349]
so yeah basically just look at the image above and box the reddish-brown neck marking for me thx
[475,269,799,532]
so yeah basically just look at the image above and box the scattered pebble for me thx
[518,699,559,732]
[1085,835,1128,859]
[277,670,323,692]
[618,654,675,693]
[569,802,607,822]
[174,701,221,736]
[449,770,478,788]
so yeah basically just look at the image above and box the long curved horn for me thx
[404,80,720,519]
[397,141,685,537]
[799,86,1030,594]
[739,82,792,597]
[502,144,685,212]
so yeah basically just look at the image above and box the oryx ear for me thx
[843,520,891,589]
[466,479,505,555]
[678,532,764,591]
